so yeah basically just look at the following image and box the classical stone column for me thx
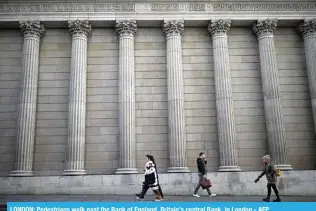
[63,20,91,175]
[253,19,292,170]
[298,19,316,133]
[208,20,241,172]
[115,20,138,174]
[10,21,45,176]
[163,20,190,173]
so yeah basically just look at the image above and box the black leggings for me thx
[267,183,279,198]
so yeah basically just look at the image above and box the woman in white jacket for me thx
[135,155,162,201]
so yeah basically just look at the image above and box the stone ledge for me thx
[0,170,315,196]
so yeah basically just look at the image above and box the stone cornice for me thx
[298,19,316,37]
[253,19,278,37]
[116,20,137,38]
[163,20,184,37]
[0,2,315,13]
[20,20,45,38]
[208,19,231,37]
[68,19,91,38]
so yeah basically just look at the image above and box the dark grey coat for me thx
[258,163,277,184]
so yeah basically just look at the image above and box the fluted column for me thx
[298,19,316,134]
[10,21,45,176]
[115,20,138,174]
[253,19,292,170]
[163,20,190,173]
[208,20,241,172]
[63,20,91,175]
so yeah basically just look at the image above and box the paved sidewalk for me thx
[0,195,315,202]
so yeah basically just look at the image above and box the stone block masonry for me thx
[0,29,23,176]
[182,28,219,171]
[34,28,71,176]
[86,28,119,175]
[0,171,315,196]
[229,27,267,170]
[135,28,169,172]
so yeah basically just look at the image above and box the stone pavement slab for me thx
[0,195,315,202]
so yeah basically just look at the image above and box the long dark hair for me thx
[146,154,156,165]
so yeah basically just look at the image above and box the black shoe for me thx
[135,194,143,200]
[262,198,270,202]
[273,198,281,202]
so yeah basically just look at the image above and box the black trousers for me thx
[267,183,279,198]
[139,183,149,198]
[139,183,163,198]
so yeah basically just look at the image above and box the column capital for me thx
[19,20,45,39]
[298,18,316,38]
[68,19,91,38]
[207,19,231,37]
[163,20,184,38]
[253,19,278,38]
[115,20,137,38]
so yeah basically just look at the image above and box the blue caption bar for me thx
[7,202,316,211]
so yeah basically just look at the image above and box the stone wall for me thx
[0,26,316,176]
[85,29,119,175]
[182,28,218,170]
[275,27,316,169]
[35,29,71,176]
[0,171,315,196]
[229,28,266,170]
[135,28,169,173]
[0,29,22,176]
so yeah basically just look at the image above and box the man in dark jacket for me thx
[193,152,216,197]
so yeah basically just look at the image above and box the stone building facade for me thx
[0,0,316,195]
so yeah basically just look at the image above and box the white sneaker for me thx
[209,193,216,197]
[193,194,200,197]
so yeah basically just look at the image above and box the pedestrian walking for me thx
[135,155,163,201]
[193,152,216,198]
[254,155,282,202]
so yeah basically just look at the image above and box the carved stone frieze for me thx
[68,19,91,37]
[19,20,45,38]
[115,20,137,38]
[253,19,278,37]
[298,18,316,37]
[207,19,231,37]
[163,20,184,37]
[1,2,314,13]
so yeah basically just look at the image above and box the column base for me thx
[275,164,293,171]
[63,169,86,176]
[167,167,191,173]
[115,168,138,174]
[10,170,34,177]
[218,166,241,172]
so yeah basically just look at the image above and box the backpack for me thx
[268,164,281,177]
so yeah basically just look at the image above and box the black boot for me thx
[262,198,270,202]
[273,197,281,202]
